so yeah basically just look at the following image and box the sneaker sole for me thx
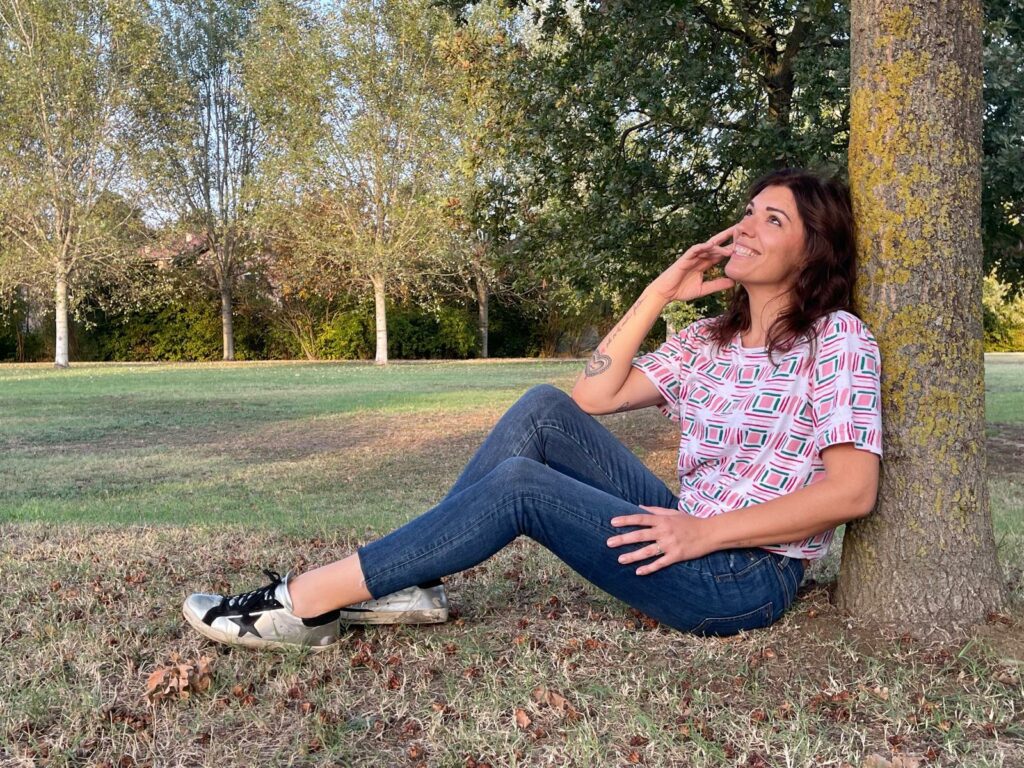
[337,607,448,625]
[182,606,339,652]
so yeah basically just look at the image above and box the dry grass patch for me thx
[2,525,1022,768]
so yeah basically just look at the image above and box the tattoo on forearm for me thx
[585,351,612,377]
[613,401,632,413]
[603,296,644,348]
[583,294,645,380]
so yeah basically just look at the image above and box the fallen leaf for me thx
[144,655,214,704]
[514,708,532,729]
[529,686,579,719]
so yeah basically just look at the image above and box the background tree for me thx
[131,0,266,361]
[439,0,852,309]
[0,0,158,367]
[432,2,521,357]
[250,0,456,364]
[836,0,1003,627]
[981,0,1024,287]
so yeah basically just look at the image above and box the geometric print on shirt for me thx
[632,310,883,560]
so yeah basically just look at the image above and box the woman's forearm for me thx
[705,477,874,552]
[571,288,667,408]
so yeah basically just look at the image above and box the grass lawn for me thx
[2,358,1023,767]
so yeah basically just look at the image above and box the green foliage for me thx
[982,0,1024,286]
[390,304,478,359]
[0,292,43,362]
[90,291,271,361]
[466,0,852,310]
[983,269,1024,351]
[319,303,479,360]
[662,301,705,337]
[317,311,375,360]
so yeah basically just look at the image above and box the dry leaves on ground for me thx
[860,754,922,768]
[530,686,580,721]
[144,653,214,704]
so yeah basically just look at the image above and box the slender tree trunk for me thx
[221,279,235,361]
[371,273,388,365]
[54,266,69,369]
[837,0,1003,629]
[475,271,489,359]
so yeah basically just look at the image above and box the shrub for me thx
[317,310,374,359]
[983,270,1024,352]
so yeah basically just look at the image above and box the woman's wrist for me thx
[641,285,672,311]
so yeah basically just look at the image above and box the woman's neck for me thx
[742,287,794,348]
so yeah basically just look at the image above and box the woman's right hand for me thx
[647,226,737,304]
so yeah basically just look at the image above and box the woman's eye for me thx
[769,216,781,225]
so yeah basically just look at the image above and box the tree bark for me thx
[837,0,1003,629]
[220,279,235,362]
[54,268,69,369]
[372,273,388,365]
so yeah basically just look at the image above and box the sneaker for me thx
[182,569,340,650]
[338,579,448,625]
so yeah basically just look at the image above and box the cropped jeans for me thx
[356,384,804,636]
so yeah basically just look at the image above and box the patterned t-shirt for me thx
[631,310,883,560]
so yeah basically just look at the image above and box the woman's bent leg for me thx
[290,385,674,619]
[443,384,676,509]
[357,457,800,634]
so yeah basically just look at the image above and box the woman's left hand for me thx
[607,506,718,575]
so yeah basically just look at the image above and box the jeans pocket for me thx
[690,601,774,637]
[710,550,771,583]
[770,556,801,606]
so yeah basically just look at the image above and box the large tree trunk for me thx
[837,0,1003,629]
[220,280,235,361]
[371,273,388,365]
[54,268,69,369]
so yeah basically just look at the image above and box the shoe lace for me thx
[222,569,283,613]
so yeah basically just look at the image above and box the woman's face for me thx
[725,185,807,292]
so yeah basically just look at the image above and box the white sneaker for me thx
[338,580,448,625]
[182,570,340,650]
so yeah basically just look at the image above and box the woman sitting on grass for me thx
[183,168,882,648]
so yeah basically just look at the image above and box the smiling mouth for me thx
[731,244,760,257]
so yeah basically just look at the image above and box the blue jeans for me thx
[357,385,804,636]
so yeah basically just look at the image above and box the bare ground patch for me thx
[988,423,1024,477]
[2,525,1022,767]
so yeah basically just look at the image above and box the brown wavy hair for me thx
[707,168,857,359]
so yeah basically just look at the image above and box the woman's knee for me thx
[514,383,576,417]
[492,455,546,485]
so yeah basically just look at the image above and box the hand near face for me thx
[647,226,737,305]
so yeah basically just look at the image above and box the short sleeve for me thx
[811,318,883,457]
[631,321,703,422]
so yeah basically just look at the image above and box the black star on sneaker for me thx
[200,569,285,627]
[229,613,263,638]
